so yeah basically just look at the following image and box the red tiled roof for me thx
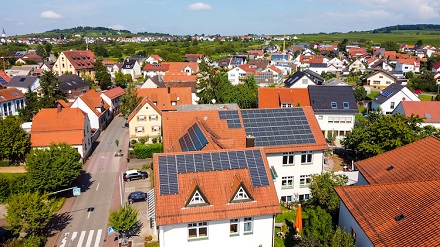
[397,57,420,66]
[237,64,257,73]
[143,63,170,71]
[154,148,281,226]
[0,88,24,102]
[398,101,440,123]
[30,108,86,147]
[62,50,96,70]
[356,136,440,184]
[137,87,192,112]
[258,88,311,108]
[151,54,164,62]
[249,49,264,56]
[185,54,203,59]
[166,62,199,74]
[78,89,109,116]
[103,86,125,99]
[267,65,282,74]
[335,179,440,247]
[432,60,440,70]
[127,96,162,123]
[0,70,11,83]
[299,55,324,64]
[56,99,73,108]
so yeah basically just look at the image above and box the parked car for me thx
[414,89,423,94]
[123,170,148,182]
[128,191,147,204]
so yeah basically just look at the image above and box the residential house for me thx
[53,50,96,80]
[161,107,328,202]
[347,47,367,58]
[218,56,247,69]
[30,107,92,160]
[227,64,256,85]
[395,57,420,73]
[16,52,43,65]
[0,88,25,118]
[154,148,280,247]
[103,60,122,79]
[432,60,440,73]
[371,84,420,114]
[270,53,291,62]
[308,63,327,75]
[141,75,166,88]
[70,89,110,131]
[368,59,393,71]
[0,70,11,87]
[258,88,311,108]
[40,62,54,72]
[142,63,170,78]
[145,54,164,64]
[259,66,283,85]
[308,85,358,139]
[365,70,397,89]
[348,59,366,73]
[323,78,348,86]
[392,101,440,128]
[184,54,203,63]
[327,57,344,71]
[7,76,40,93]
[248,49,264,59]
[284,69,324,88]
[6,65,39,78]
[274,61,296,76]
[58,74,90,102]
[101,86,125,117]
[121,58,142,80]
[296,55,324,69]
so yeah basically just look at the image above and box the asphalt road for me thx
[57,116,128,247]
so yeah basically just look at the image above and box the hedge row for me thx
[133,143,163,159]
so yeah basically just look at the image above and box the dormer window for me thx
[234,187,249,200]
[331,102,337,108]
[230,184,253,203]
[343,102,349,109]
[190,191,205,205]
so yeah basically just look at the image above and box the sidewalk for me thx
[45,196,76,247]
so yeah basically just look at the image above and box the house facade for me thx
[348,59,366,73]
[7,76,40,93]
[365,70,397,89]
[121,58,142,80]
[371,84,420,114]
[101,86,125,117]
[127,97,162,143]
[52,50,96,80]
[392,101,440,129]
[0,88,25,118]
[70,89,110,130]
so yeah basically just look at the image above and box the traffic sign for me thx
[73,187,81,196]
[108,227,115,235]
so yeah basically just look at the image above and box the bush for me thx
[134,143,163,159]
[131,139,138,145]
[0,160,11,167]
[145,235,153,241]
[23,234,45,247]
[139,136,149,144]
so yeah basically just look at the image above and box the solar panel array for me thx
[383,91,393,97]
[178,123,209,152]
[0,77,7,86]
[241,108,316,147]
[158,150,270,195]
[219,110,242,128]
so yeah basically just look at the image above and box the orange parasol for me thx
[294,204,302,234]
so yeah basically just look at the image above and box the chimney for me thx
[57,104,62,113]
[167,87,170,94]
[246,135,255,148]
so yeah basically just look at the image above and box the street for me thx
[55,116,129,247]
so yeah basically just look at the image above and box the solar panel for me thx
[241,108,316,147]
[219,110,242,129]
[179,123,209,152]
[383,91,393,97]
[158,149,270,195]
[0,77,7,85]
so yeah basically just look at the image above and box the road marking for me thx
[96,183,100,191]
[85,230,94,247]
[60,232,69,247]
[71,231,78,241]
[94,229,102,247]
[119,176,123,206]
[77,231,86,247]
[87,211,91,219]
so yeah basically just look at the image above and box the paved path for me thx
[0,166,26,173]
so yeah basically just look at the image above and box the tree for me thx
[338,39,348,53]
[310,172,348,214]
[100,72,111,90]
[409,73,437,92]
[114,71,132,88]
[354,86,367,102]
[381,41,400,52]
[415,39,423,49]
[330,227,356,247]
[120,81,141,119]
[108,206,139,237]
[0,117,31,162]
[196,61,232,104]
[18,89,40,122]
[39,70,66,108]
[302,206,334,245]
[25,143,82,192]
[0,175,9,202]
[5,191,56,235]
[93,59,111,89]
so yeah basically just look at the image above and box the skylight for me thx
[343,102,349,109]
[395,214,405,222]
[331,102,337,109]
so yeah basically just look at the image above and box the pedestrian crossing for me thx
[59,229,103,247]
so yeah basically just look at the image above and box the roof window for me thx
[331,102,337,108]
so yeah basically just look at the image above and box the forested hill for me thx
[371,24,440,33]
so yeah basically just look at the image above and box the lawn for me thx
[418,94,435,101]
[274,205,307,247]
[0,173,25,180]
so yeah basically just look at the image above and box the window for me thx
[373,80,380,84]
[282,152,294,165]
[302,79,308,84]
[343,102,349,109]
[281,196,292,202]
[328,117,334,123]
[149,114,157,121]
[234,187,249,200]
[331,102,337,108]
[281,176,294,189]
[390,102,395,109]
[136,126,144,133]
[333,117,340,123]
[171,101,177,106]
[318,115,323,120]
[281,103,292,108]
[188,222,208,239]
[300,175,311,188]
[386,81,392,84]
[152,125,160,132]
[299,194,310,201]
[346,117,352,123]
[301,151,313,164]
[243,217,253,234]
[138,115,145,121]
[230,219,239,236]
[189,191,205,205]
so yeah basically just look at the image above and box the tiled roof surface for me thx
[137,87,192,112]
[56,99,73,108]
[433,60,440,70]
[299,55,324,63]
[398,101,440,122]
[151,54,164,62]
[356,136,440,184]
[154,149,281,226]
[78,90,109,116]
[0,70,11,83]
[335,179,440,247]
[62,50,96,70]
[0,88,25,102]
[143,63,170,71]
[373,84,407,104]
[308,85,358,113]
[258,88,311,108]
[30,108,86,147]
[103,86,125,99]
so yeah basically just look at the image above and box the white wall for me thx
[288,77,315,89]
[71,98,100,130]
[228,67,246,86]
[266,151,324,201]
[315,113,355,138]
[338,201,374,247]
[159,215,274,247]
[372,89,420,114]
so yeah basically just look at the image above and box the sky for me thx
[2,0,440,36]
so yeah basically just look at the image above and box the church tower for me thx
[1,29,5,38]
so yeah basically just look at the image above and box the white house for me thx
[284,70,324,88]
[432,60,440,73]
[365,70,397,89]
[70,89,111,130]
[371,84,420,114]
[0,88,25,118]
[7,76,40,93]
[395,57,420,73]
[327,57,344,72]
[145,54,164,64]
[101,86,125,117]
[348,59,366,73]
[121,58,142,80]
[154,149,281,247]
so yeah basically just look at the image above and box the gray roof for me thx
[57,74,90,90]
[8,76,38,88]
[309,63,328,68]
[303,69,325,83]
[284,71,309,87]
[149,75,166,88]
[324,78,348,86]
[308,85,358,113]
[372,84,406,105]
[122,58,137,69]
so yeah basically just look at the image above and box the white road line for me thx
[119,176,123,206]
[77,231,86,247]
[94,229,103,247]
[96,183,100,191]
[85,230,94,247]
[87,211,91,219]
[59,232,69,247]
[71,231,78,241]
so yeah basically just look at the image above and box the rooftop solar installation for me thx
[0,77,7,85]
[178,123,208,152]
[383,91,393,97]
[158,150,270,195]
[218,110,242,128]
[240,108,316,147]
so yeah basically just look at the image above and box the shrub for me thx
[145,235,153,241]
[0,160,11,167]
[131,139,138,145]
[139,136,149,144]
[134,143,163,159]
[23,234,45,247]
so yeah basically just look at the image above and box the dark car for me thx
[128,191,147,204]
[123,170,148,182]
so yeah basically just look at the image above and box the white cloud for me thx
[40,10,62,19]
[110,24,127,30]
[187,2,212,11]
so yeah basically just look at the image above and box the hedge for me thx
[133,143,163,159]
